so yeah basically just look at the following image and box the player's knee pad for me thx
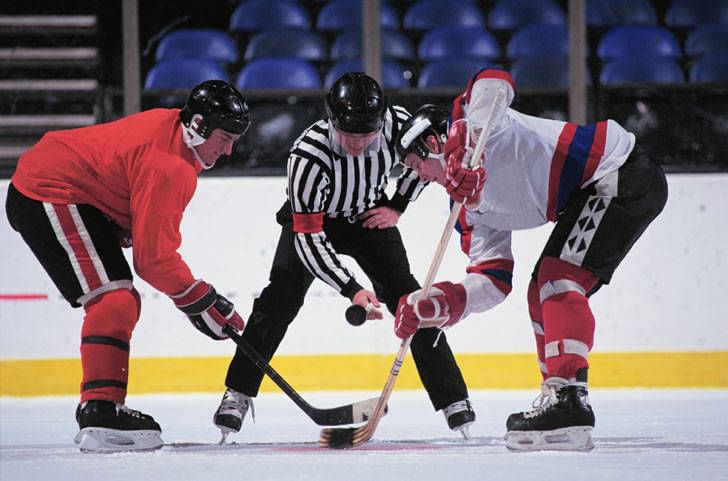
[82,287,140,340]
[80,288,140,403]
[536,257,598,379]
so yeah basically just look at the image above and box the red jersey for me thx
[11,108,200,295]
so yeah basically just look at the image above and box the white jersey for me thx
[448,70,636,319]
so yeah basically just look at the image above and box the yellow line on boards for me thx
[1,351,726,397]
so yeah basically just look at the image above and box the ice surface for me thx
[2,389,727,481]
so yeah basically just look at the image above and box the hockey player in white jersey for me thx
[394,69,668,451]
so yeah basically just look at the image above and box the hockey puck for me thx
[345,305,367,326]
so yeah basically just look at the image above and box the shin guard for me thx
[80,288,140,403]
[526,279,548,380]
[537,257,598,380]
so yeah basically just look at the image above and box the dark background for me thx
[1,0,726,177]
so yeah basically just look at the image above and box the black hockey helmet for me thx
[179,80,250,138]
[324,72,387,134]
[396,104,449,159]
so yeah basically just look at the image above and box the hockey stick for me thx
[319,88,507,449]
[223,326,381,426]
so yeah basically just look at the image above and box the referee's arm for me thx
[288,155,363,299]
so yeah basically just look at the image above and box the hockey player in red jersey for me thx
[5,80,249,452]
[394,69,668,451]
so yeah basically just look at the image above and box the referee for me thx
[214,73,474,438]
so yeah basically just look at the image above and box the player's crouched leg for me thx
[74,288,163,452]
[505,258,598,452]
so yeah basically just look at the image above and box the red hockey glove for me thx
[394,295,420,339]
[443,120,470,168]
[393,281,467,340]
[443,120,486,204]
[445,164,486,205]
[171,280,245,340]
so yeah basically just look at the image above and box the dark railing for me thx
[138,83,728,177]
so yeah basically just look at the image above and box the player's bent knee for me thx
[82,287,140,340]
[537,257,599,295]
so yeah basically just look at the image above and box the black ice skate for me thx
[213,388,254,443]
[505,377,594,451]
[74,400,163,452]
[443,399,476,439]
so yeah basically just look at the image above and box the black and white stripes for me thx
[287,105,426,294]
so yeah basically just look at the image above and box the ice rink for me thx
[2,389,727,481]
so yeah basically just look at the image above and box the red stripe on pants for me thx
[52,204,103,292]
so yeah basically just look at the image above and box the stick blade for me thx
[319,425,372,449]
[319,427,356,449]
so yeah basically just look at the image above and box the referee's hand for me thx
[360,207,401,229]
[352,289,383,320]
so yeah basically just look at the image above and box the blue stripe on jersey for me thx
[557,124,596,213]
[482,268,513,287]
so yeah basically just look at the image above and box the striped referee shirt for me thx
[287,105,427,297]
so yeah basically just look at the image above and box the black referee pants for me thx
[225,202,469,411]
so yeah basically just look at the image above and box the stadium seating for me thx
[316,0,399,33]
[230,0,311,32]
[144,59,229,90]
[330,30,416,63]
[402,0,485,31]
[689,53,728,83]
[244,28,328,62]
[597,26,682,61]
[510,57,570,89]
[600,57,685,85]
[155,29,238,65]
[586,0,658,29]
[324,59,408,89]
[417,59,492,89]
[487,0,566,32]
[506,24,568,60]
[418,26,499,62]
[236,58,321,89]
[685,23,728,58]
[665,0,728,31]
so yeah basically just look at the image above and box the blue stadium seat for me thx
[324,59,408,89]
[230,0,311,32]
[144,59,229,90]
[417,59,493,89]
[244,28,328,62]
[685,23,728,58]
[510,57,590,90]
[403,0,485,31]
[507,24,568,60]
[488,0,565,32]
[689,53,728,83]
[155,29,238,65]
[418,26,499,62]
[665,0,728,30]
[330,30,416,62]
[597,26,681,61]
[599,58,685,86]
[587,0,657,29]
[316,0,399,33]
[236,58,321,89]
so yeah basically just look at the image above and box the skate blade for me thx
[454,422,474,440]
[74,427,163,453]
[505,426,593,452]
